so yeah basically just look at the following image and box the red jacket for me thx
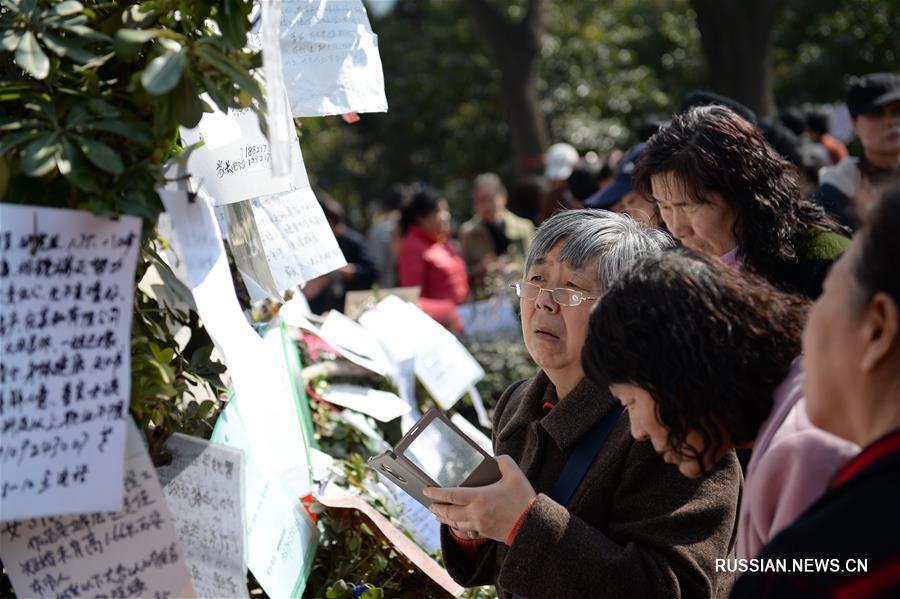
[398,225,469,329]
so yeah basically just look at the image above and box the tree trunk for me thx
[690,0,785,119]
[463,0,548,175]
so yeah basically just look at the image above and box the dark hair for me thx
[778,107,806,136]
[567,168,600,201]
[760,119,828,185]
[853,183,900,306]
[400,188,442,235]
[582,248,808,474]
[805,109,831,136]
[633,104,842,283]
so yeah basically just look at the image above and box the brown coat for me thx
[441,372,742,598]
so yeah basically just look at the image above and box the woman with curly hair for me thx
[633,104,849,298]
[582,248,857,560]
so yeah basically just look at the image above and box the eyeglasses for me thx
[511,281,600,307]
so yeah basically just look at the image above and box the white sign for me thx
[0,421,196,599]
[180,99,309,205]
[457,296,520,340]
[158,189,313,496]
[225,187,348,299]
[211,402,316,598]
[157,434,249,599]
[0,204,140,521]
[273,0,388,117]
[360,297,485,410]
[322,384,410,423]
[318,309,392,376]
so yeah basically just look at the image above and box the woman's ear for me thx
[860,292,900,373]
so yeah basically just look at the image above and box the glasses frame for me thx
[511,281,600,307]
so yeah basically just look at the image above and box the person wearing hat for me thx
[584,144,661,228]
[814,72,900,230]
[537,142,580,224]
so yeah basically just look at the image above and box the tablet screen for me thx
[405,417,485,487]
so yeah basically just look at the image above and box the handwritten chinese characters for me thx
[0,421,196,599]
[274,0,388,116]
[224,187,347,298]
[0,205,140,521]
[180,100,309,206]
[157,434,248,599]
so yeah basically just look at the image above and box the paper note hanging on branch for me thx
[0,420,196,599]
[322,384,410,423]
[224,187,347,300]
[258,0,295,177]
[273,0,388,116]
[0,204,140,521]
[359,296,485,410]
[211,402,317,599]
[158,190,314,497]
[180,96,309,206]
[157,434,249,599]
[318,309,392,376]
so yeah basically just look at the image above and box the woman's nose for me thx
[534,287,559,312]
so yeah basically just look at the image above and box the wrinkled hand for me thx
[424,455,536,543]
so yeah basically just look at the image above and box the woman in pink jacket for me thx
[582,248,858,559]
[397,189,469,330]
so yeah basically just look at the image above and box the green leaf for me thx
[40,31,95,63]
[86,99,119,118]
[171,74,204,128]
[200,74,232,113]
[72,135,123,175]
[15,30,49,79]
[54,136,75,175]
[0,129,45,156]
[83,118,152,142]
[57,136,101,193]
[361,588,384,599]
[48,1,83,17]
[219,0,247,50]
[114,28,157,62]
[115,28,159,44]
[195,43,262,102]
[20,134,59,177]
[1,29,21,52]
[141,49,185,95]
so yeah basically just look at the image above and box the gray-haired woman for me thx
[425,210,741,598]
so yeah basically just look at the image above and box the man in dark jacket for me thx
[814,72,900,230]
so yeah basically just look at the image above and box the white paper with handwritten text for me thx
[272,0,388,116]
[0,204,140,521]
[157,434,249,599]
[0,421,196,599]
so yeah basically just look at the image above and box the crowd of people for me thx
[418,72,899,599]
[300,74,899,596]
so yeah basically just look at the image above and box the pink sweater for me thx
[736,359,859,559]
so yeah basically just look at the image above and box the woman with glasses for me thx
[425,210,742,598]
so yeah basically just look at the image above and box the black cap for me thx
[677,90,758,125]
[846,73,900,118]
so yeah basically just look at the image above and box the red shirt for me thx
[820,133,849,165]
[398,225,469,304]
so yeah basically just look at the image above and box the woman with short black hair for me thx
[583,248,857,559]
[633,104,849,298]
